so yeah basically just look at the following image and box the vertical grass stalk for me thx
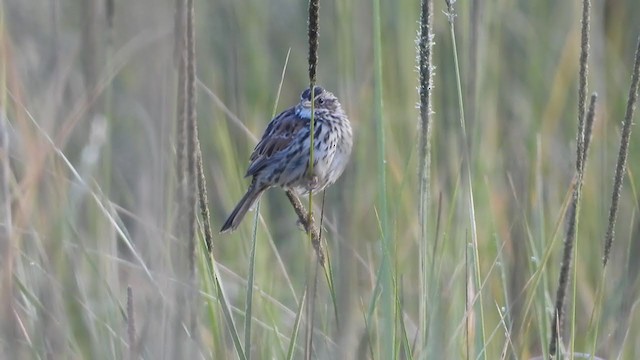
[304,262,320,360]
[172,0,190,356]
[0,2,10,262]
[306,0,319,244]
[196,141,214,252]
[243,202,259,360]
[174,0,187,189]
[603,34,640,267]
[444,1,486,357]
[286,289,307,360]
[126,286,136,360]
[281,0,325,266]
[185,0,197,283]
[549,0,591,356]
[183,0,199,339]
[578,95,608,359]
[0,5,16,352]
[417,0,434,355]
[372,0,394,357]
[211,256,247,360]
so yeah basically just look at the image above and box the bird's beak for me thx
[300,100,312,108]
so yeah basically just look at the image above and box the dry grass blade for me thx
[603,34,640,267]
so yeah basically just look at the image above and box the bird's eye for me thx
[317,98,325,105]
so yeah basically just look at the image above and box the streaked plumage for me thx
[220,86,353,232]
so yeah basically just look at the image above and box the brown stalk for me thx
[285,190,325,266]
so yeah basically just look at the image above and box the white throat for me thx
[296,107,312,120]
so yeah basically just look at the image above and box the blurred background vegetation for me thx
[1,0,640,358]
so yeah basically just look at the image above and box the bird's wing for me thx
[245,107,307,177]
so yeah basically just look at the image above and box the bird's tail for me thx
[220,185,266,233]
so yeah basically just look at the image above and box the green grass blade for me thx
[372,0,393,357]
[212,256,247,360]
[244,201,260,360]
[445,2,486,357]
[323,248,340,330]
[286,289,307,360]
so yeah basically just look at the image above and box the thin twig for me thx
[285,191,325,266]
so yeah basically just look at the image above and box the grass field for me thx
[2,0,640,358]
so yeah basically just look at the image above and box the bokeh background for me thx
[1,0,640,358]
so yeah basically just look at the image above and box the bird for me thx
[220,86,353,233]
